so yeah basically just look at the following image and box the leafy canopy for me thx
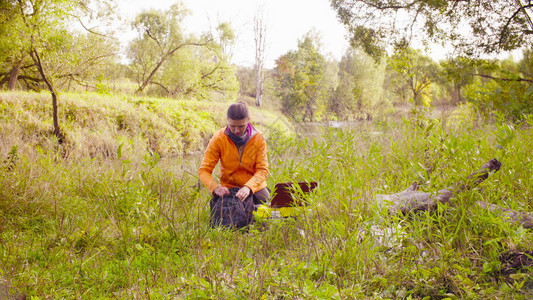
[331,0,533,59]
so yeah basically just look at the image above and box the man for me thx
[199,102,269,205]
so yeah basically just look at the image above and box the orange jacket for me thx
[199,125,268,194]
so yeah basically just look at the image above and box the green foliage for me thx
[388,48,441,107]
[445,102,479,130]
[0,0,118,91]
[132,3,190,47]
[127,3,238,100]
[215,21,236,59]
[462,55,533,122]
[518,49,533,77]
[330,48,386,120]
[464,79,533,122]
[0,1,27,67]
[236,66,258,100]
[274,31,333,121]
[440,56,477,104]
[142,45,239,100]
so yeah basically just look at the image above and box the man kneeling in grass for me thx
[199,102,269,227]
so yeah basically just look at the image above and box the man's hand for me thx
[213,187,230,197]
[236,186,251,202]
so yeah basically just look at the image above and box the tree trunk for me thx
[254,10,266,107]
[7,59,24,90]
[30,48,64,143]
[255,77,263,107]
[307,103,314,122]
[137,56,168,94]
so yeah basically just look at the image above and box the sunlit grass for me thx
[1,95,532,298]
[0,91,292,160]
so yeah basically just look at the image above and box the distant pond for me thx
[292,120,377,136]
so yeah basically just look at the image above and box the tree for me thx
[331,0,533,59]
[330,48,385,120]
[236,66,256,97]
[129,3,218,94]
[130,3,193,93]
[253,8,267,107]
[1,0,117,91]
[274,31,331,121]
[6,0,118,142]
[440,57,477,104]
[19,1,75,141]
[0,1,30,90]
[388,48,440,106]
[216,22,235,59]
[128,3,237,98]
[463,55,533,120]
[518,48,533,78]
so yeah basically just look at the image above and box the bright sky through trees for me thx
[117,0,351,68]
[116,0,513,68]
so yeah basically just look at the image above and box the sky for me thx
[116,0,351,68]
[114,0,522,69]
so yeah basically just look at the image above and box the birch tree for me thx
[253,9,267,107]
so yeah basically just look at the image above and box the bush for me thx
[464,78,533,122]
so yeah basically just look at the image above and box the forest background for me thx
[1,0,533,298]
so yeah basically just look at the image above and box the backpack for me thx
[209,187,255,229]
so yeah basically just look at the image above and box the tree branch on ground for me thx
[376,159,533,228]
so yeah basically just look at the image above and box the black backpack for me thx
[209,187,255,229]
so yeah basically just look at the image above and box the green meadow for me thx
[1,91,533,299]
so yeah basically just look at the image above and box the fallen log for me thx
[476,201,533,229]
[376,159,501,214]
[375,158,532,228]
[375,182,453,215]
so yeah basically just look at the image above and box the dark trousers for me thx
[253,187,270,205]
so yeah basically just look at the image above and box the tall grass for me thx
[1,94,532,298]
